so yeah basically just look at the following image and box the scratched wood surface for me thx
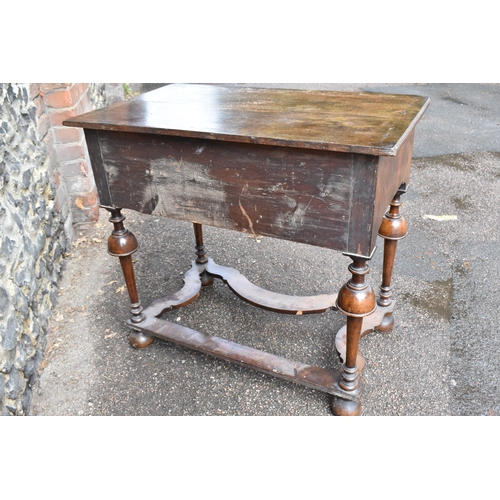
[83,127,415,255]
[65,84,429,156]
[69,85,428,255]
[87,129,355,251]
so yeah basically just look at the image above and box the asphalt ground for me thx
[30,83,500,417]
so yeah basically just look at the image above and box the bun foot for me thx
[331,397,362,416]
[129,331,154,349]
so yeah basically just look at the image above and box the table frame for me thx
[64,84,428,415]
[104,182,406,416]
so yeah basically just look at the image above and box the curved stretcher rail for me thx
[205,259,338,314]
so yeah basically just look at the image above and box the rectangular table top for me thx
[64,84,430,156]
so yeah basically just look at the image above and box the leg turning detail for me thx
[106,207,153,348]
[332,256,376,416]
[193,222,214,286]
[377,185,408,332]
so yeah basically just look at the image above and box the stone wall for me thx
[0,83,122,415]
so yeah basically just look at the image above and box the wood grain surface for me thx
[65,84,429,156]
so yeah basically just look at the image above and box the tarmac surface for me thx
[30,83,500,416]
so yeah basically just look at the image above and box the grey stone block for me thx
[1,316,17,351]
[0,287,9,315]
[5,404,17,415]
[13,288,29,319]
[1,236,16,256]
[5,368,20,399]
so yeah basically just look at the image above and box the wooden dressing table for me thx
[64,84,429,415]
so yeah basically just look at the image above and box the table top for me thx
[64,84,430,156]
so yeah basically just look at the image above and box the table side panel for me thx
[94,130,359,251]
[372,129,415,239]
[84,129,113,207]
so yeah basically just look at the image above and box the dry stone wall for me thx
[0,83,120,415]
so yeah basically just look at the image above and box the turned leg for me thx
[106,208,153,348]
[376,185,408,332]
[193,222,214,286]
[332,257,376,416]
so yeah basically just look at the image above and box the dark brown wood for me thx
[206,259,338,314]
[332,256,376,415]
[106,208,144,322]
[106,208,152,348]
[80,128,417,256]
[84,130,356,252]
[65,84,429,156]
[377,186,408,331]
[64,84,429,415]
[347,154,380,257]
[335,300,395,374]
[193,223,214,286]
[140,257,339,317]
[376,239,398,333]
[141,262,202,318]
[193,223,207,264]
[84,129,113,207]
[341,316,364,390]
[331,298,395,416]
[335,258,376,390]
[374,130,413,236]
[126,315,364,402]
